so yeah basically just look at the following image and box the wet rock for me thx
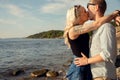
[63,59,72,67]
[12,69,25,76]
[58,69,65,74]
[18,77,33,80]
[30,69,48,77]
[116,67,120,79]
[57,69,66,78]
[115,55,120,68]
[0,74,3,78]
[46,70,59,78]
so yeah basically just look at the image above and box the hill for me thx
[26,30,64,39]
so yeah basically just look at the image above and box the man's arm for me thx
[74,53,104,66]
[69,11,119,40]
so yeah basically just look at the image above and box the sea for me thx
[0,38,72,78]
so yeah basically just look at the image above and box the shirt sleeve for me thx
[99,23,116,62]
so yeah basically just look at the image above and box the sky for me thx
[0,0,120,38]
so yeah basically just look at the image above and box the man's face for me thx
[87,3,96,20]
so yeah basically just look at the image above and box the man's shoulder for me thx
[97,23,116,33]
[102,23,113,26]
[100,23,114,30]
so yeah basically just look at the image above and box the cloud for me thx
[6,4,25,17]
[41,0,89,14]
[47,0,89,4]
[0,4,26,17]
[41,3,66,14]
[0,19,16,25]
[47,0,74,3]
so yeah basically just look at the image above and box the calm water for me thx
[0,38,72,72]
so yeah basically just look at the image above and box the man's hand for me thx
[74,53,88,66]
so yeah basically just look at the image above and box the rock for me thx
[46,70,59,78]
[63,58,72,67]
[116,67,120,79]
[30,69,48,77]
[18,77,32,80]
[12,69,25,76]
[115,55,120,68]
[0,74,3,78]
[58,69,65,74]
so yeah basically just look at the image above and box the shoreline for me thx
[0,54,120,80]
[0,64,69,80]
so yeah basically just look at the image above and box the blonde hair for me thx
[63,5,81,48]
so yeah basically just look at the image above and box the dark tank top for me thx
[68,33,90,57]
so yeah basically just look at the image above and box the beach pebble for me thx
[31,69,48,77]
[46,71,59,77]
[12,69,25,76]
[116,67,120,79]
[115,55,120,67]
[63,58,72,67]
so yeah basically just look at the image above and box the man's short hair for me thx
[89,0,107,14]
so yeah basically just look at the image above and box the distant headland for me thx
[26,30,64,39]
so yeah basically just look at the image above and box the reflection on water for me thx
[0,38,72,72]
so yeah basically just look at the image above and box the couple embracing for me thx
[63,0,120,80]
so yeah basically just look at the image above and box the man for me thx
[74,0,120,80]
[64,4,120,80]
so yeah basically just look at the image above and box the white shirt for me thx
[90,23,117,79]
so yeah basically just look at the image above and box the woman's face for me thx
[87,3,96,20]
[77,6,89,24]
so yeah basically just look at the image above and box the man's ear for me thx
[94,4,99,12]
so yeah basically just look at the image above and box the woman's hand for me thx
[74,53,88,66]
[112,10,120,16]
[115,16,120,26]
[114,10,120,26]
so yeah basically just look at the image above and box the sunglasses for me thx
[87,3,96,8]
[74,5,81,18]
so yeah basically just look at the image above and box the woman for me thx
[63,5,119,80]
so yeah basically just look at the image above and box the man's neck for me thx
[95,14,104,21]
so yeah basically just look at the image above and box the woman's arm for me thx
[69,10,119,40]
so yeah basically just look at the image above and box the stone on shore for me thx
[46,70,59,77]
[30,69,48,77]
[115,55,120,68]
[63,58,72,67]
[116,67,120,79]
[12,69,25,76]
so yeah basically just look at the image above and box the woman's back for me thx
[68,33,89,57]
